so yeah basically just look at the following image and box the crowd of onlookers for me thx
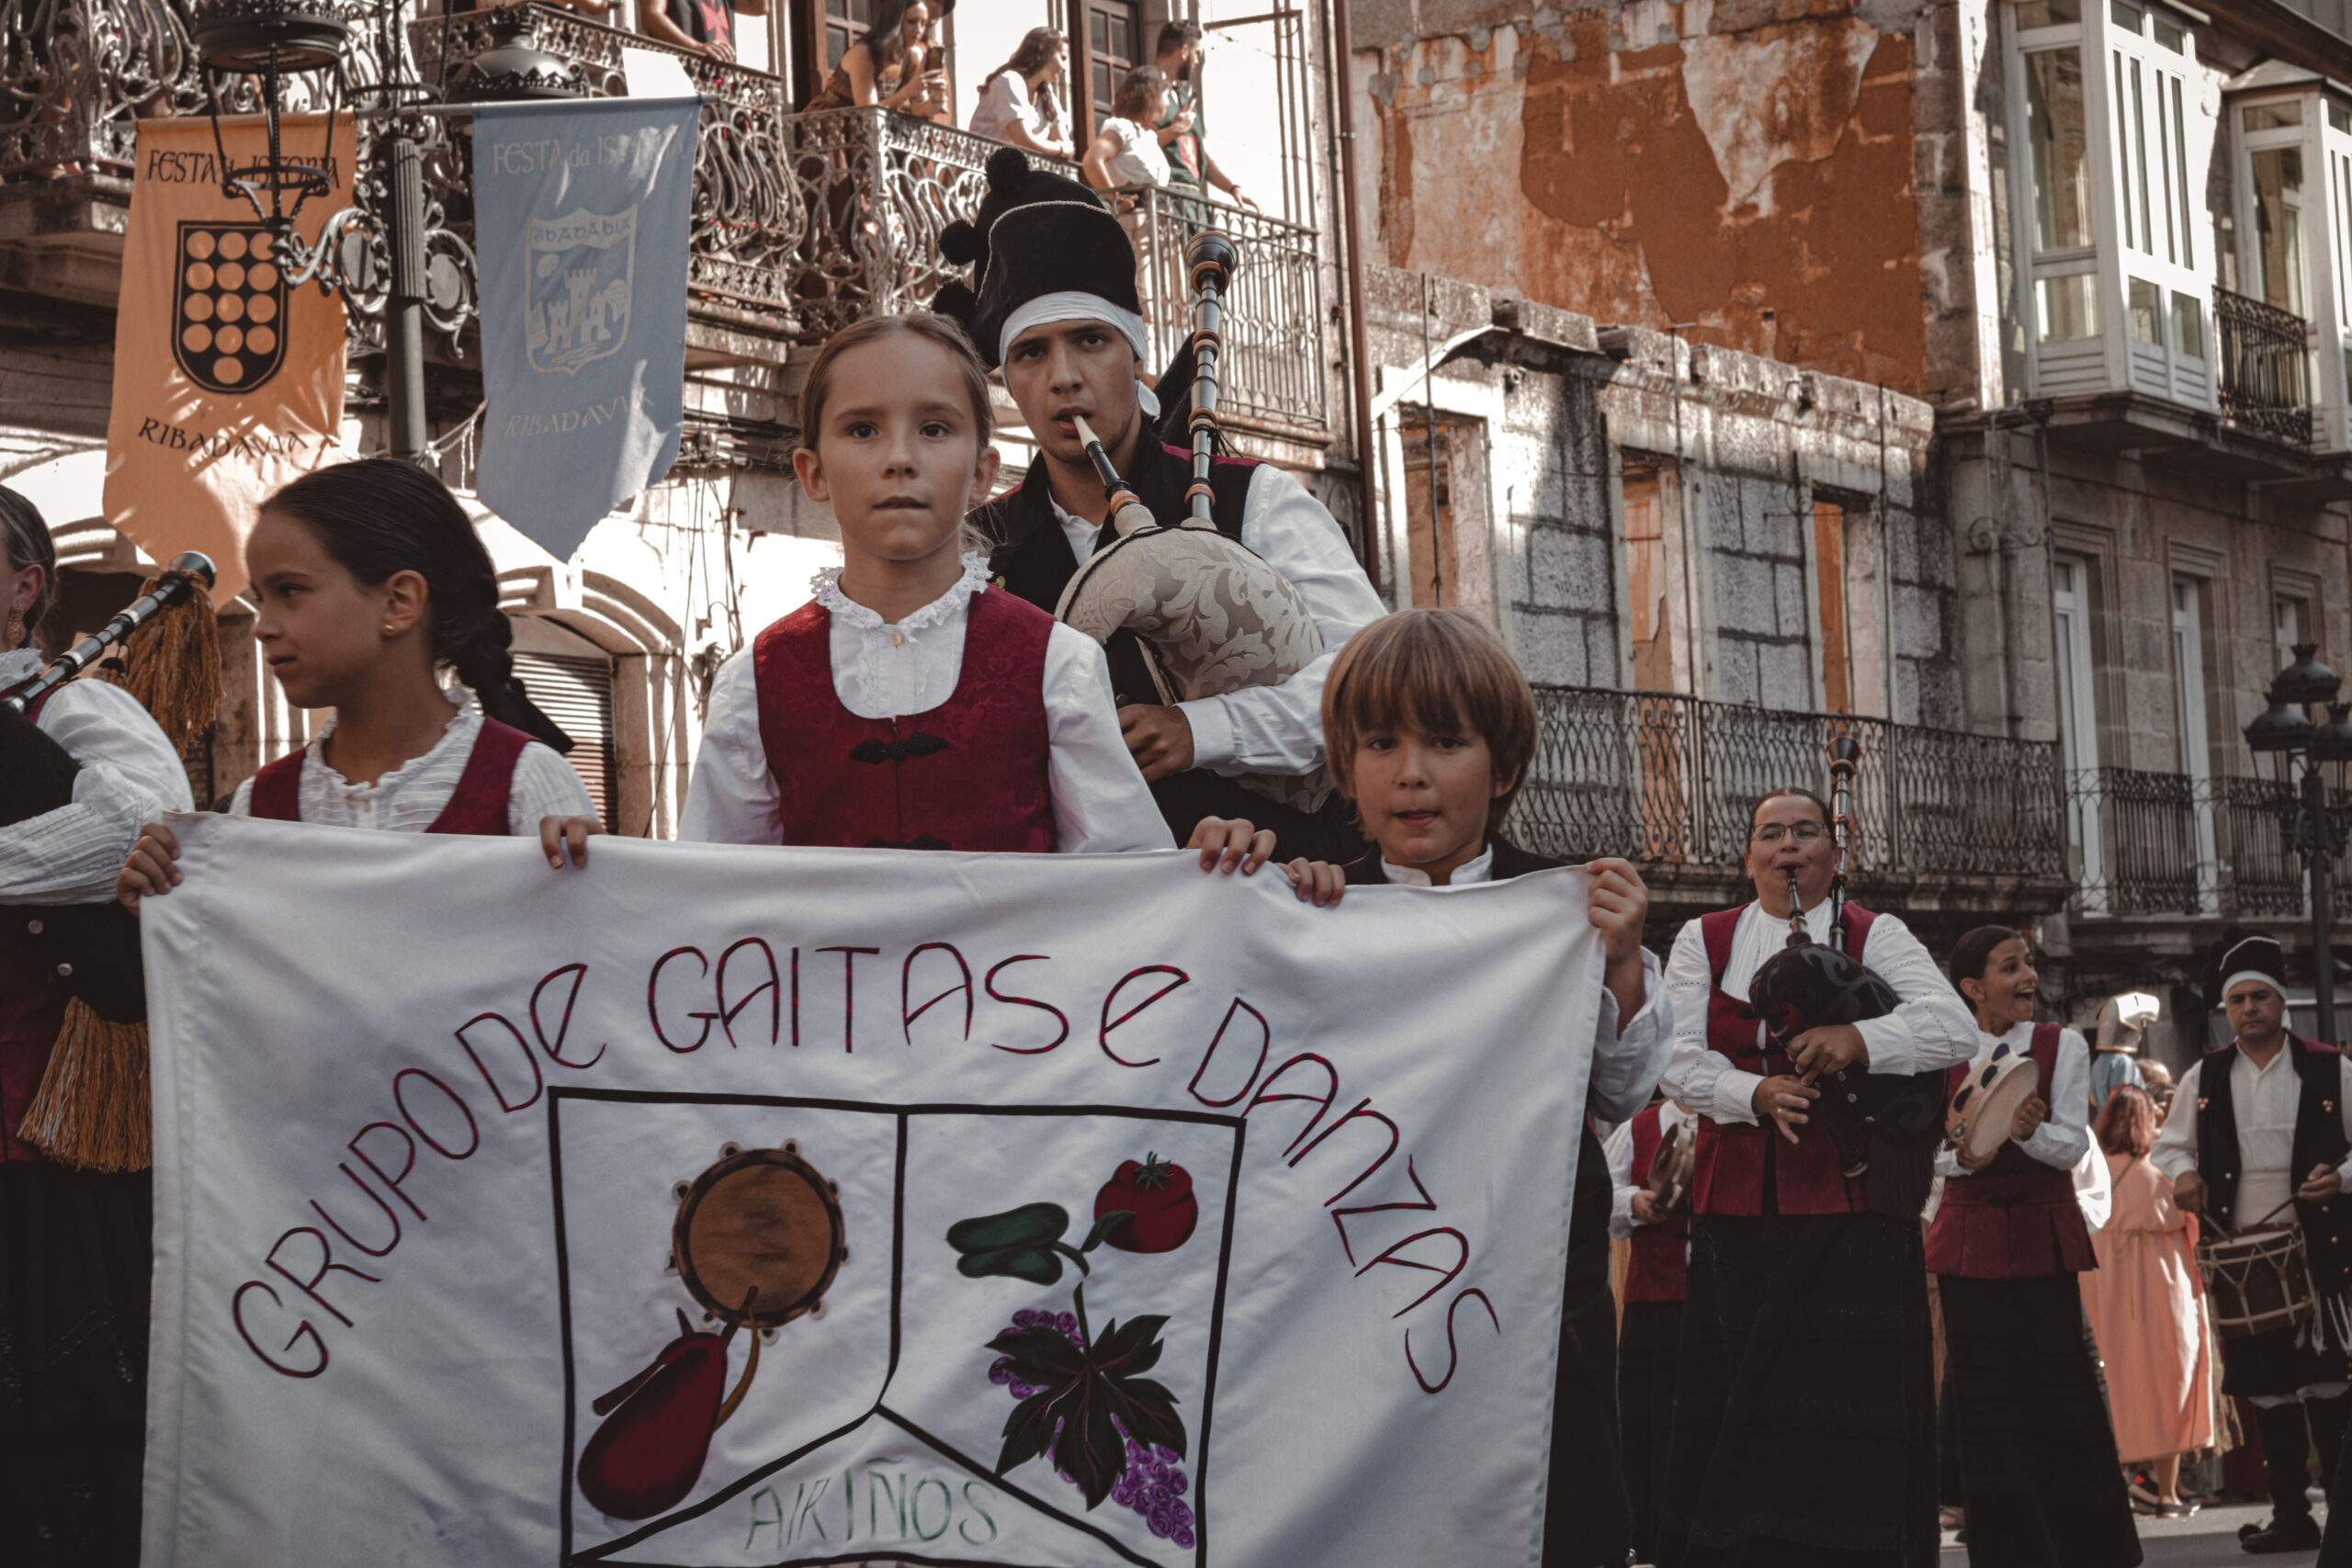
[619,1,1258,213]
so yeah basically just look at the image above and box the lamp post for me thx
[2244,642,2352,1043]
[187,0,581,461]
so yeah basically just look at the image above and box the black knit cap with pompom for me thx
[932,148,1132,367]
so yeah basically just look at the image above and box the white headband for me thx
[999,291,1160,419]
[2222,970,2285,1002]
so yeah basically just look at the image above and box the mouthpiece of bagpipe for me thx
[1070,415,1159,538]
[1184,230,1238,294]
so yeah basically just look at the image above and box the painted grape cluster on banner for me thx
[141,819,1602,1568]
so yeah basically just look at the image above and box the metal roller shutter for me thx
[512,651,616,819]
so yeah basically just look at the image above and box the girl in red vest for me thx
[1928,924,2137,1568]
[1605,1092,1692,1568]
[115,458,600,907]
[678,312,1174,856]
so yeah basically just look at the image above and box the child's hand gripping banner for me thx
[141,818,1604,1568]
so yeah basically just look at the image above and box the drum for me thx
[1946,1049,2041,1168]
[672,1141,847,1329]
[2199,1225,2315,1339]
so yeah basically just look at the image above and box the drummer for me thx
[2154,928,2352,1555]
[1928,926,2137,1568]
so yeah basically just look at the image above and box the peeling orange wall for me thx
[1370,5,1928,395]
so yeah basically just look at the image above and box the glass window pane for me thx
[2132,59,2154,254]
[2039,274,2099,340]
[2174,78,2194,268]
[2130,277,2164,342]
[2154,17,2184,50]
[2245,101,2305,131]
[2028,48,2094,253]
[2018,0,2084,25]
[2114,55,2134,249]
[2253,147,2309,318]
[2335,101,2352,133]
[2110,0,2142,29]
[2172,291,2203,355]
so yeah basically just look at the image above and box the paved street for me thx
[1941,1503,2324,1566]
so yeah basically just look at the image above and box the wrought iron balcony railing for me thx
[2064,766,2352,919]
[2215,286,2312,447]
[1510,687,2067,897]
[5,3,1330,434]
[0,0,205,182]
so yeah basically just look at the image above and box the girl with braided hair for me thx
[116,458,599,907]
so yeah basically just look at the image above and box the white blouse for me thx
[1098,116,1169,188]
[1606,1100,1696,1240]
[679,557,1171,853]
[225,685,594,835]
[0,647,194,904]
[1659,897,1980,1124]
[971,72,1059,147]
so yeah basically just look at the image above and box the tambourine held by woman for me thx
[1946,1045,2041,1168]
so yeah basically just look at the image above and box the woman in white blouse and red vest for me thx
[0,486,194,1567]
[1929,925,2138,1567]
[1657,785,1979,1568]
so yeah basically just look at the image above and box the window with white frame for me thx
[2052,558,2105,908]
[2228,82,2352,449]
[2005,0,2212,405]
[2171,575,2220,912]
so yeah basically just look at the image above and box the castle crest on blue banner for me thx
[473,96,697,560]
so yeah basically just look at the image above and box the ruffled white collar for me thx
[813,553,991,633]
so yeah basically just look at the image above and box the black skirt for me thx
[1938,1271,2142,1568]
[1621,1297,1682,1564]
[0,1158,152,1567]
[1660,1212,1939,1568]
[1543,1243,1632,1568]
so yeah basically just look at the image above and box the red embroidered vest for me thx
[1624,1106,1691,1303]
[750,588,1056,852]
[1690,901,1881,1217]
[0,687,74,1160]
[1926,1023,2097,1279]
[246,718,532,835]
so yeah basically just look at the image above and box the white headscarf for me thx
[999,290,1161,418]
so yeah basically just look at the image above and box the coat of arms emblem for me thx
[173,221,290,393]
[525,205,636,376]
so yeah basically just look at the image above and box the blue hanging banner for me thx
[472,96,699,560]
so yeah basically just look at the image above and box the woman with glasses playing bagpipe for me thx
[1657,765,1979,1568]
[0,486,206,1567]
[1929,925,2139,1567]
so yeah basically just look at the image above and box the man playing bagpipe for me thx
[932,148,1384,861]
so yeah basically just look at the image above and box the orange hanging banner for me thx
[104,113,356,602]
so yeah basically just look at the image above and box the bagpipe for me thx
[3,550,220,1171]
[1052,231,1333,813]
[1746,738,1945,1214]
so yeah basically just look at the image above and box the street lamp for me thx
[187,0,582,460]
[2245,642,2352,1043]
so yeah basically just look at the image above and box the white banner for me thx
[141,818,1601,1568]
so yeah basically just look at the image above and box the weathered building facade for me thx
[1353,0,2352,1056]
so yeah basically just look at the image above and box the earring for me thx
[6,609,22,649]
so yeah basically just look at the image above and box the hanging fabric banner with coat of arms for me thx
[472,96,698,561]
[104,114,355,602]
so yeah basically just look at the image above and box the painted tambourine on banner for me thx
[1946,1048,2041,1168]
[576,1141,848,1521]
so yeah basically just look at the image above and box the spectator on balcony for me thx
[969,28,1072,162]
[1151,21,1257,212]
[642,0,763,64]
[1081,66,1170,198]
[803,0,949,117]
